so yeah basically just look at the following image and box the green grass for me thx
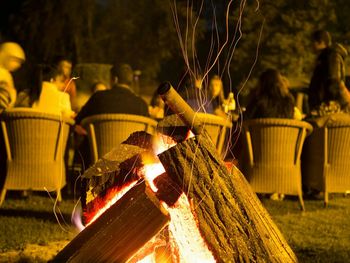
[261,196,350,263]
[0,193,77,253]
[0,193,349,262]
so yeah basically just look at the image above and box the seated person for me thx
[207,74,226,117]
[75,63,149,125]
[90,81,108,93]
[16,65,75,118]
[34,71,75,118]
[148,89,165,120]
[0,42,25,110]
[245,68,301,120]
[73,63,149,169]
[53,56,78,111]
[243,69,302,201]
[176,72,227,117]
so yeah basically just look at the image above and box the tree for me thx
[225,0,338,96]
[6,0,202,88]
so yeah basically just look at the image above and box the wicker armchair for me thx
[156,113,233,158]
[242,118,313,210]
[302,114,350,206]
[81,114,158,163]
[0,108,74,205]
[193,113,233,157]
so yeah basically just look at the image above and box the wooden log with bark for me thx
[158,134,297,262]
[52,181,170,263]
[156,82,297,262]
[81,131,153,224]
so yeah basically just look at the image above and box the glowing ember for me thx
[86,181,138,226]
[187,130,195,139]
[141,162,165,192]
[134,254,155,263]
[82,128,215,262]
[165,194,215,262]
[153,133,177,155]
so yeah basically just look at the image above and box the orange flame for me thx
[165,194,215,262]
[141,162,165,192]
[85,130,215,262]
[153,133,177,155]
[86,181,138,226]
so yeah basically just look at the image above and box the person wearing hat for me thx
[0,42,25,110]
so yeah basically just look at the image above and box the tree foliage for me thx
[8,0,196,82]
[1,0,349,94]
[226,0,339,94]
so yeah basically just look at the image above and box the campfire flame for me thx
[153,133,177,155]
[86,181,138,226]
[142,162,165,192]
[166,194,215,263]
[139,132,215,262]
[84,131,215,262]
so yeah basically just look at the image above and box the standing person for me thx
[0,42,25,110]
[308,30,350,116]
[53,56,78,111]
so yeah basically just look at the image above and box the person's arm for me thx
[293,107,303,120]
[0,81,11,110]
[75,93,98,124]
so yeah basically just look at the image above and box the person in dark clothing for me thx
[73,63,149,171]
[75,85,148,123]
[75,63,148,124]
[308,30,350,116]
[244,68,299,120]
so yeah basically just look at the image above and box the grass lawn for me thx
[0,192,349,262]
[0,193,77,262]
[262,196,350,263]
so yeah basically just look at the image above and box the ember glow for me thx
[134,254,155,263]
[141,162,165,192]
[165,194,215,263]
[86,181,138,226]
[153,133,177,155]
[83,130,215,262]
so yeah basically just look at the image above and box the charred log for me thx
[81,131,154,224]
[52,181,169,263]
[153,172,182,206]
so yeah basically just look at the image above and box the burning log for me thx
[158,135,296,262]
[52,181,170,263]
[81,131,153,224]
[157,82,297,262]
[54,82,297,262]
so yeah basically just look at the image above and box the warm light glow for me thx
[165,194,215,263]
[134,254,155,263]
[71,204,85,232]
[84,130,215,263]
[86,181,138,226]
[153,133,177,155]
[187,130,195,139]
[141,162,165,192]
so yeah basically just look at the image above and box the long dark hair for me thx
[246,68,295,119]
